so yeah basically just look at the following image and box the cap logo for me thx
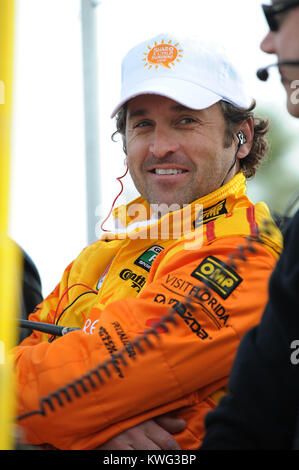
[143,39,183,70]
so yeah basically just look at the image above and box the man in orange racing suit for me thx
[13,34,282,450]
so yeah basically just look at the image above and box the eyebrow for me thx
[127,109,147,120]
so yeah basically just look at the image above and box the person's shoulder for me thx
[212,201,283,256]
[71,237,127,267]
[277,208,299,261]
[287,209,299,232]
[253,201,283,253]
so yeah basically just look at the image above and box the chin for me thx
[149,200,185,211]
[146,193,190,209]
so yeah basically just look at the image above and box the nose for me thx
[149,126,180,159]
[260,31,276,55]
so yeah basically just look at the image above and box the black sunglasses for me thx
[262,0,299,31]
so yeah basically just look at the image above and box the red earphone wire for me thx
[100,163,129,232]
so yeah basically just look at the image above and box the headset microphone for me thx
[257,60,299,81]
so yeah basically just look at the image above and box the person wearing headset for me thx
[12,33,282,451]
[201,0,299,450]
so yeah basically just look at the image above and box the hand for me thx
[97,414,186,450]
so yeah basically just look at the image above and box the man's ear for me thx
[235,117,254,159]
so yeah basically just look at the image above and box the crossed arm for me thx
[13,237,277,449]
[97,414,186,450]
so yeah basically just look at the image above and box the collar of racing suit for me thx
[101,172,250,241]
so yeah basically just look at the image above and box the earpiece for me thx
[237,131,247,146]
[220,130,247,188]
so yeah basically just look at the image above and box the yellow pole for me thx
[0,0,21,450]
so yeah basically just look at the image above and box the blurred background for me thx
[8,0,299,297]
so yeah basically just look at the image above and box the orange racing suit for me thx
[13,173,282,450]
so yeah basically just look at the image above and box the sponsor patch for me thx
[152,297,210,340]
[191,256,242,299]
[98,326,123,378]
[134,245,164,272]
[194,199,227,228]
[119,268,146,292]
[143,39,183,70]
[111,321,136,360]
[172,300,209,340]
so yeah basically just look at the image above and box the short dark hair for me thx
[112,99,269,179]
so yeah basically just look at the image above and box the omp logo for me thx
[194,199,227,228]
[191,256,242,299]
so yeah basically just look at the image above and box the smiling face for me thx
[125,94,243,207]
[260,2,299,117]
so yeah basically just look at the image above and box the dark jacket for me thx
[201,210,299,450]
[19,249,43,341]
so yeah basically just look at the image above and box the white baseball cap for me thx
[111,33,252,118]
